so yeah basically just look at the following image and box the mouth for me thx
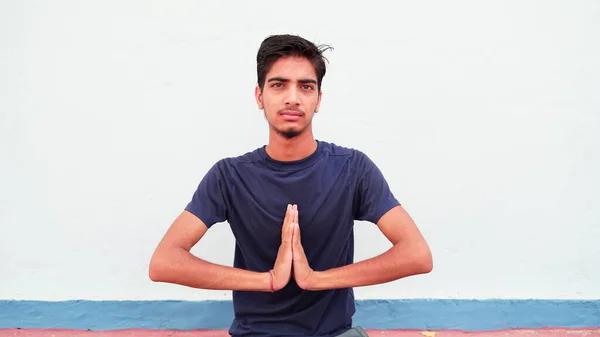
[280,110,303,121]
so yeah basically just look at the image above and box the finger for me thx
[285,204,292,224]
[288,205,297,234]
[291,222,299,247]
[281,204,291,241]
[294,223,301,244]
[293,205,298,225]
[292,224,306,261]
[291,222,297,248]
[288,207,297,243]
[287,210,295,241]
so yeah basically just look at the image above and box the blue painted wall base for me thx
[0,299,598,331]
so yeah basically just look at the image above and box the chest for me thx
[225,161,359,246]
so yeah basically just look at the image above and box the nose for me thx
[284,86,300,106]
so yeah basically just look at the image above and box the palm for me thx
[292,210,314,289]
[273,241,292,289]
[271,205,295,291]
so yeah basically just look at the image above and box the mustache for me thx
[278,107,305,114]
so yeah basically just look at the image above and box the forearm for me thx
[309,242,432,291]
[149,247,270,291]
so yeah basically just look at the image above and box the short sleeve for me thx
[353,151,400,224]
[184,161,229,228]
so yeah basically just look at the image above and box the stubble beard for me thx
[271,123,303,139]
[265,112,311,139]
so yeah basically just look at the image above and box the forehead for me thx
[266,56,317,80]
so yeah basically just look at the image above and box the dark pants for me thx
[336,326,369,337]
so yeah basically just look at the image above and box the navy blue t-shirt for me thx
[185,140,400,337]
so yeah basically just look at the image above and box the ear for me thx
[255,85,264,110]
[315,90,322,113]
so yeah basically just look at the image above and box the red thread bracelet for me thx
[269,270,275,292]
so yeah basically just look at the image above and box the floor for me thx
[1,329,599,337]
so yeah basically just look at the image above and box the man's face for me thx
[255,56,322,139]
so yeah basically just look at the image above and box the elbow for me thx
[148,264,161,282]
[420,251,433,274]
[413,245,433,275]
[148,251,168,282]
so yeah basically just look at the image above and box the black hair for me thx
[256,34,333,91]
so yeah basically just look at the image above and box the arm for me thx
[296,205,433,291]
[150,204,296,292]
[148,210,272,291]
[150,159,292,292]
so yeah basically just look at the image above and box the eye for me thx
[302,85,315,91]
[271,83,283,88]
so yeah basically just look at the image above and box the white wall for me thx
[1,0,599,301]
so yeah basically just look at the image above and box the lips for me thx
[280,110,303,121]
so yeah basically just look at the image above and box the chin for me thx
[281,130,301,139]
[273,126,302,139]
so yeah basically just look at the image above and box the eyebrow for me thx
[267,77,317,84]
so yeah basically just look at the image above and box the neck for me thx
[265,128,318,162]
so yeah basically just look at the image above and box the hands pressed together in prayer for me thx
[268,201,432,293]
[270,204,315,291]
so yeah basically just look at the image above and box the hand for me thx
[270,204,295,291]
[292,206,316,290]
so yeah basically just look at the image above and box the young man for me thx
[149,34,433,337]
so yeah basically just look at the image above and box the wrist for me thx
[305,270,324,291]
[268,270,275,292]
[264,271,274,292]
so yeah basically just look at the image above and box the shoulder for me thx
[208,146,265,173]
[318,140,374,168]
[319,140,361,158]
